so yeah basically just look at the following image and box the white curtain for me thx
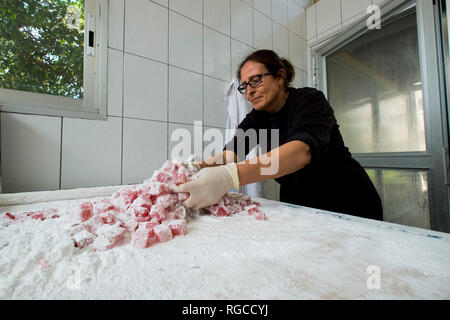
[225,78,262,199]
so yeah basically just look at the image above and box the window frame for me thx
[309,0,450,232]
[0,0,108,120]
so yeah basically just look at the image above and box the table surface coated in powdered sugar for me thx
[1,187,450,300]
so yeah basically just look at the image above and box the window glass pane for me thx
[366,169,430,229]
[327,10,425,153]
[0,0,85,99]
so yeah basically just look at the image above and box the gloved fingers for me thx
[183,196,197,209]
[171,184,184,193]
[171,180,196,193]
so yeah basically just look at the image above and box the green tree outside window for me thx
[0,0,85,99]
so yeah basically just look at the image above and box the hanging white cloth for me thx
[225,78,262,199]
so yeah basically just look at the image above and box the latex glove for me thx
[172,163,240,210]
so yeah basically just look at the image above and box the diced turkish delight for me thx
[73,230,96,249]
[173,205,187,219]
[155,194,178,209]
[137,185,153,203]
[132,196,152,211]
[153,224,172,243]
[245,204,259,215]
[120,215,139,232]
[69,223,86,236]
[132,228,156,248]
[93,200,119,215]
[230,204,243,214]
[155,171,171,183]
[139,220,160,230]
[80,202,94,222]
[133,207,151,222]
[150,205,166,221]
[4,212,16,220]
[252,211,265,220]
[93,224,128,251]
[149,182,170,196]
[83,216,104,235]
[209,204,230,217]
[166,219,187,236]
[31,212,46,221]
[161,160,175,173]
[173,171,187,185]
[121,188,138,206]
[100,211,117,225]
[110,197,128,213]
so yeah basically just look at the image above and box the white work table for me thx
[0,186,449,300]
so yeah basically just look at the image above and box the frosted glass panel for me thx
[366,169,430,229]
[327,11,425,153]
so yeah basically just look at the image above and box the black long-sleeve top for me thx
[224,87,383,220]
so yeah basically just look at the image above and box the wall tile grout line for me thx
[121,0,126,185]
[201,0,206,159]
[59,117,63,190]
[167,3,170,161]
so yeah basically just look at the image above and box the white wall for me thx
[1,0,310,196]
[306,0,388,44]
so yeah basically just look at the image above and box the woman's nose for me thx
[246,85,256,98]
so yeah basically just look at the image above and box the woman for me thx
[173,50,383,220]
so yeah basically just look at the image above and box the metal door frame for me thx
[310,0,450,232]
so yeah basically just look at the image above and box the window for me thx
[0,0,108,119]
[312,0,450,232]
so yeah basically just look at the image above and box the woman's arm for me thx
[173,140,311,210]
[236,140,311,186]
[198,150,238,169]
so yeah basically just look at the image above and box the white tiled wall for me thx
[1,0,310,198]
[1,113,61,193]
[306,0,390,42]
[61,117,122,189]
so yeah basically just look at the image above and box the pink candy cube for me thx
[4,212,16,220]
[133,207,151,222]
[73,230,95,249]
[149,182,170,196]
[132,228,156,248]
[121,189,138,206]
[93,225,128,251]
[100,212,117,225]
[252,211,266,220]
[155,194,178,209]
[139,220,160,230]
[245,204,259,215]
[155,171,171,183]
[150,205,166,221]
[213,206,230,217]
[173,171,187,185]
[166,219,187,236]
[154,224,172,243]
[80,202,94,222]
[83,216,104,235]
[173,206,187,220]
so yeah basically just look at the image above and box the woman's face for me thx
[240,61,285,113]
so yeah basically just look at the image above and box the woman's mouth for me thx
[251,96,261,104]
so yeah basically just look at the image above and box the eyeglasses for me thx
[237,72,273,94]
